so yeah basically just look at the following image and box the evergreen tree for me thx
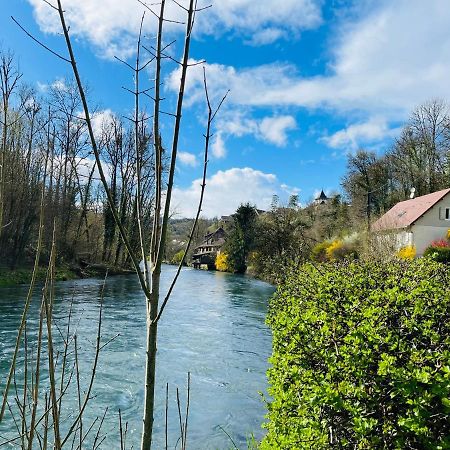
[224,203,257,273]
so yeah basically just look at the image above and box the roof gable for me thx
[316,189,328,200]
[372,188,450,231]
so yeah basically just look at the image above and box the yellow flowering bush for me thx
[215,252,229,272]
[312,238,359,262]
[326,239,344,260]
[446,229,450,240]
[397,245,416,260]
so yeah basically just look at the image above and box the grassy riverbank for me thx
[0,264,135,287]
[0,267,76,287]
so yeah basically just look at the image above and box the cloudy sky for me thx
[2,0,450,217]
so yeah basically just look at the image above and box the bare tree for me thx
[4,0,228,447]
[6,1,228,448]
[0,51,22,238]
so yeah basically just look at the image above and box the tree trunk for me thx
[142,270,160,450]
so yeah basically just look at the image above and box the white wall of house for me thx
[398,230,413,248]
[412,225,448,255]
[374,230,413,254]
[374,192,450,256]
[414,197,450,227]
[411,196,450,254]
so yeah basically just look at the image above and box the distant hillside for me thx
[166,218,217,262]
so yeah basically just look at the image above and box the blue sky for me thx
[2,0,450,217]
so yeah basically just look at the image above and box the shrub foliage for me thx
[424,246,450,263]
[262,259,450,449]
[311,241,332,262]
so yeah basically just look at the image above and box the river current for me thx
[0,265,274,449]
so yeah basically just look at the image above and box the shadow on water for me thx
[0,266,275,449]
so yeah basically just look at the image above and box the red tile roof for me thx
[372,188,450,231]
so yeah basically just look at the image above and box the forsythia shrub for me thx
[262,259,450,449]
[312,239,359,262]
[325,239,343,260]
[397,245,416,260]
[215,252,229,272]
[447,228,450,240]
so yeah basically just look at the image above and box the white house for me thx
[372,188,450,255]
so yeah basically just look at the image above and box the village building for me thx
[314,190,330,205]
[192,227,226,269]
[372,188,450,255]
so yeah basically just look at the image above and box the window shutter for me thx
[439,207,444,220]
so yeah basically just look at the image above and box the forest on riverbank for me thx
[2,42,450,284]
[204,98,450,282]
[0,50,155,274]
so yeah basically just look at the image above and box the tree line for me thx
[343,99,450,229]
[216,101,450,280]
[0,50,155,270]
[2,45,449,276]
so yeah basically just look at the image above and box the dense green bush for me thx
[423,246,450,263]
[310,241,332,262]
[262,259,450,449]
[170,249,185,265]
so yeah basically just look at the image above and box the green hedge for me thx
[262,259,450,449]
[423,246,450,263]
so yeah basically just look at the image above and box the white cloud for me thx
[280,183,301,197]
[90,109,116,138]
[246,28,286,46]
[321,117,398,150]
[51,78,68,92]
[75,156,102,181]
[259,116,297,146]
[37,78,69,93]
[178,151,198,167]
[171,167,298,217]
[199,0,322,43]
[167,60,293,108]
[27,0,322,57]
[170,0,450,120]
[218,112,259,138]
[215,112,297,148]
[36,81,49,93]
[48,154,110,185]
[212,133,226,158]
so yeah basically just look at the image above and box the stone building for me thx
[192,227,226,269]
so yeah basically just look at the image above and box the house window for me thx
[446,208,450,220]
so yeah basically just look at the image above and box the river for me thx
[0,265,274,449]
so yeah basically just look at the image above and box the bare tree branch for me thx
[154,68,228,324]
[11,16,71,63]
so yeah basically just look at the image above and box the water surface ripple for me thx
[0,265,274,449]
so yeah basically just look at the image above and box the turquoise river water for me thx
[0,265,275,449]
